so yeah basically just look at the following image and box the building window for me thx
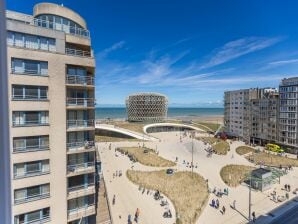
[14,207,50,223]
[11,58,48,76]
[13,135,49,152]
[7,31,56,52]
[12,111,49,127]
[14,184,50,204]
[12,85,48,101]
[14,160,50,179]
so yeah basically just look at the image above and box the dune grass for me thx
[192,122,220,132]
[236,146,255,155]
[197,137,230,155]
[127,170,209,224]
[220,165,254,187]
[247,152,298,167]
[117,147,176,167]
[95,135,140,142]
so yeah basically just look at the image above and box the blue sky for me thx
[7,0,298,107]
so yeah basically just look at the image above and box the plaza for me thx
[98,127,298,224]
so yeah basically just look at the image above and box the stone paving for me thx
[97,131,298,224]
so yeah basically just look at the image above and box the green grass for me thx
[192,122,220,132]
[95,135,140,142]
[213,141,230,155]
[247,152,298,167]
[236,146,255,155]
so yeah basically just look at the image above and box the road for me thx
[269,204,298,224]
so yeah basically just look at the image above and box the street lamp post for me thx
[249,174,252,223]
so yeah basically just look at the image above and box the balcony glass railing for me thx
[67,162,95,173]
[12,94,48,101]
[66,75,94,86]
[67,120,94,129]
[67,204,95,220]
[14,192,50,204]
[18,216,50,224]
[66,98,95,107]
[13,144,49,153]
[13,120,49,127]
[6,11,90,38]
[67,141,94,151]
[68,183,95,194]
[65,48,92,57]
[14,169,50,179]
[11,68,48,76]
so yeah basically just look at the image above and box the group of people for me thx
[113,170,123,178]
[127,208,140,224]
[210,198,226,215]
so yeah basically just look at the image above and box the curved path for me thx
[95,123,157,141]
[143,122,205,134]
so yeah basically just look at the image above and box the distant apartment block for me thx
[279,77,298,148]
[7,3,96,224]
[224,78,298,152]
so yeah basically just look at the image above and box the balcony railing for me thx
[67,183,95,198]
[11,68,48,76]
[12,94,48,101]
[7,39,56,52]
[67,204,95,221]
[67,141,94,151]
[66,75,94,86]
[14,192,50,204]
[14,169,50,179]
[67,120,94,129]
[6,10,90,38]
[65,48,92,57]
[67,162,95,174]
[66,98,95,107]
[13,144,49,153]
[13,120,49,127]
[17,216,50,224]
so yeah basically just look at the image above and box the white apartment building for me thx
[7,3,97,224]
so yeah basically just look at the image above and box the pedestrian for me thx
[233,200,236,209]
[211,199,215,207]
[222,206,226,215]
[252,211,256,222]
[112,194,116,205]
[284,184,287,191]
[128,214,132,224]
[216,199,219,209]
[288,185,291,192]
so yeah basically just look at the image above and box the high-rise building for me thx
[250,88,279,145]
[7,3,96,223]
[279,77,298,149]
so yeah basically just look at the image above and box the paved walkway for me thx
[98,131,298,224]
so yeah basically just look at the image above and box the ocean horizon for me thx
[95,107,224,119]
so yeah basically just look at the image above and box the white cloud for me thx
[97,40,126,58]
[201,36,282,69]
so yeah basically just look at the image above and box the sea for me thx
[95,107,224,120]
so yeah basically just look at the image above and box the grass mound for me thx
[127,170,209,224]
[95,135,139,142]
[247,152,298,167]
[220,165,254,187]
[197,137,230,155]
[236,146,255,155]
[117,147,176,167]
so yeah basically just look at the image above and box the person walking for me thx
[222,206,226,215]
[127,214,132,224]
[252,211,256,222]
[216,199,219,209]
[112,195,116,205]
[233,200,236,209]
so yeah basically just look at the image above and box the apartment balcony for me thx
[12,120,49,127]
[6,10,90,38]
[67,183,96,200]
[67,162,95,176]
[14,192,50,205]
[14,169,50,179]
[66,98,95,108]
[67,141,95,154]
[67,204,96,222]
[67,120,95,131]
[66,48,93,58]
[66,75,94,87]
